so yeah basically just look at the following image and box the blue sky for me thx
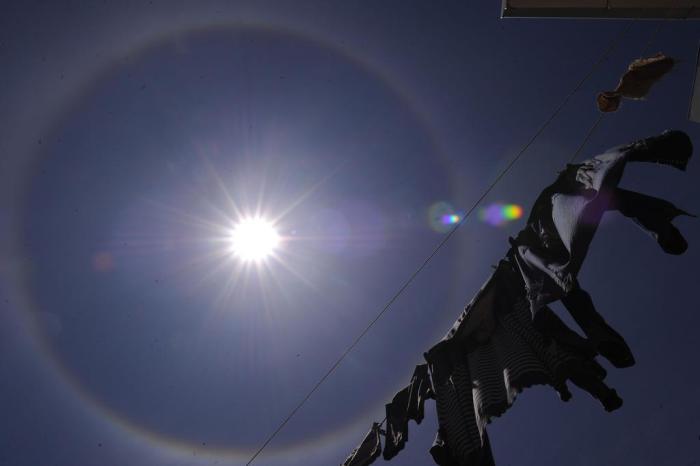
[1,2,699,466]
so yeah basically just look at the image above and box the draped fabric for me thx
[511,130,693,314]
[340,130,693,466]
[424,260,584,465]
[342,422,383,466]
[384,364,433,460]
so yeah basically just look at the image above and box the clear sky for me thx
[1,2,699,466]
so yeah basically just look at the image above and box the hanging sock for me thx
[341,422,382,466]
[597,53,675,112]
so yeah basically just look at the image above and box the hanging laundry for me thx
[597,53,675,112]
[558,288,634,369]
[510,130,692,312]
[383,364,434,460]
[424,259,620,466]
[384,387,410,460]
[430,429,494,466]
[510,130,692,371]
[342,131,694,466]
[406,363,433,424]
[341,422,383,466]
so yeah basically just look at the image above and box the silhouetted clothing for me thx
[406,364,432,424]
[511,130,692,314]
[384,388,409,460]
[430,429,494,466]
[341,131,693,466]
[424,260,616,466]
[383,364,433,460]
[342,423,382,466]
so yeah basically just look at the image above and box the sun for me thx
[228,218,280,262]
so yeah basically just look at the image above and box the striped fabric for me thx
[426,260,578,466]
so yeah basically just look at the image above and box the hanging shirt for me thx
[510,130,692,313]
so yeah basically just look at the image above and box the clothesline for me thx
[360,128,695,465]
[243,21,636,466]
[343,10,692,466]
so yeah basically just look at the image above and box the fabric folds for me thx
[341,131,693,466]
[424,260,581,465]
[384,364,434,460]
[511,130,693,313]
[384,388,409,460]
[341,422,382,466]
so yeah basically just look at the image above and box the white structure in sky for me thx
[501,0,700,19]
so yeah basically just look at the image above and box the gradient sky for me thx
[1,2,699,466]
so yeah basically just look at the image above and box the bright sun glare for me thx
[229,218,280,262]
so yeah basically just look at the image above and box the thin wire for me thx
[244,22,635,466]
[569,1,691,166]
[640,20,665,58]
[568,113,605,164]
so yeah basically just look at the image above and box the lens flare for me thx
[442,214,461,225]
[428,201,463,232]
[228,218,280,261]
[478,203,523,227]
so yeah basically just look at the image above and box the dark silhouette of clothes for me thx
[560,288,634,369]
[384,387,409,460]
[511,130,692,370]
[341,422,382,466]
[430,429,495,466]
[610,188,694,255]
[423,259,620,466]
[597,53,675,112]
[511,130,693,314]
[340,131,693,466]
[383,364,434,460]
[406,363,432,424]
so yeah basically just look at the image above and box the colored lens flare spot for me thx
[442,214,461,225]
[428,202,462,233]
[478,203,523,227]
